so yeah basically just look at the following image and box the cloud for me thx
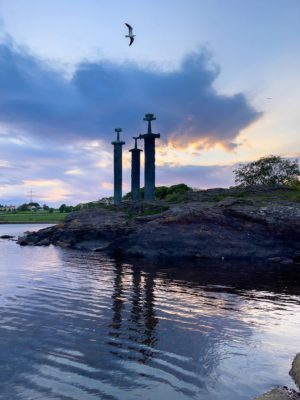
[0,132,235,205]
[65,169,83,175]
[157,164,235,189]
[23,179,62,187]
[0,37,262,206]
[0,139,114,205]
[0,40,261,149]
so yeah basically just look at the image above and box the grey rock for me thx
[254,387,300,400]
[218,197,254,207]
[290,353,300,389]
[255,354,300,400]
[254,387,300,399]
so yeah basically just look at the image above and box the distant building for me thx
[27,205,37,211]
[0,205,16,212]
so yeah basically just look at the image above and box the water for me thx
[0,224,300,400]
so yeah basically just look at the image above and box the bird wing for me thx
[129,36,134,46]
[125,23,133,34]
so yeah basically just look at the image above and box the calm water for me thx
[1,224,300,400]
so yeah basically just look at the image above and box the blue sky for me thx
[0,0,299,205]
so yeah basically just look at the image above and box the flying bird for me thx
[125,23,135,46]
[266,97,272,100]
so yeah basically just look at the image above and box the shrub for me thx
[123,183,191,201]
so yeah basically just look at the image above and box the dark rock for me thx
[16,195,300,260]
[293,250,300,263]
[0,235,15,239]
[36,239,50,246]
[17,237,28,246]
[218,197,254,207]
[73,240,112,251]
[56,240,72,248]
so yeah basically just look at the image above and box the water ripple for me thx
[0,225,300,399]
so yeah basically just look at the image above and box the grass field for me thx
[0,211,69,224]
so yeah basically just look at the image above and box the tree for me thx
[17,203,28,211]
[59,204,67,213]
[59,204,75,213]
[234,155,300,187]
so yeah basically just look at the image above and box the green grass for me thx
[244,188,300,204]
[0,211,69,224]
[289,191,300,202]
[210,187,300,204]
[140,207,168,216]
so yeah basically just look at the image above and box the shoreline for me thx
[0,221,58,225]
[16,186,300,262]
[255,353,300,399]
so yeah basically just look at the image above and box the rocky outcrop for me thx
[254,353,300,399]
[17,194,300,261]
[290,354,300,389]
[254,387,300,400]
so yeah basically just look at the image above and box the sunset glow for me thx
[0,1,299,206]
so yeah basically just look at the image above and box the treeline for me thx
[0,202,81,213]
[57,204,81,212]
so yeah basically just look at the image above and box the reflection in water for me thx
[109,264,158,364]
[0,226,300,400]
[110,263,124,332]
[143,272,158,349]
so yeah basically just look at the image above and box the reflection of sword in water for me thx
[127,269,158,363]
[110,263,124,333]
[108,263,158,363]
[129,268,142,325]
[143,272,158,348]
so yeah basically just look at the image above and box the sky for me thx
[0,0,299,206]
